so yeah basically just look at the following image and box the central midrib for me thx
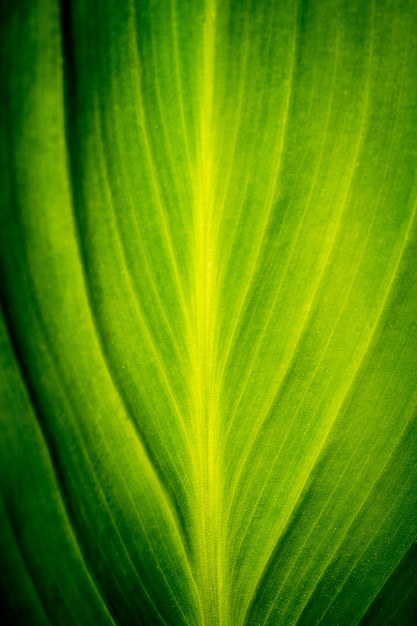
[190,1,227,624]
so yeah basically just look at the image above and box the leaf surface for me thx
[1,0,417,624]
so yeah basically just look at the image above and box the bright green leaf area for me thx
[1,0,417,624]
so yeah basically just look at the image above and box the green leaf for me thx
[1,0,417,624]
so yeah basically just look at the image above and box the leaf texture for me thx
[1,0,417,624]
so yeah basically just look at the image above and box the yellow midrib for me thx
[190,1,227,624]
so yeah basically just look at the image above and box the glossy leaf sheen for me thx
[1,0,417,624]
